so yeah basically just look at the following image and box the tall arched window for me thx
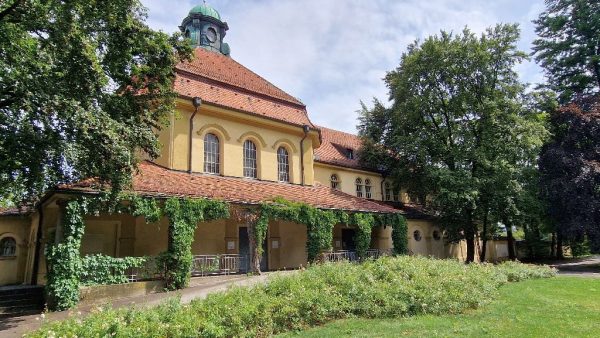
[204,133,220,174]
[355,178,363,198]
[0,237,16,257]
[364,179,372,199]
[243,140,257,178]
[330,174,340,190]
[277,147,290,182]
[384,182,392,201]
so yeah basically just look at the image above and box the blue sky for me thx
[141,0,547,133]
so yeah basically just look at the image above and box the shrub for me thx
[495,260,557,282]
[28,257,555,338]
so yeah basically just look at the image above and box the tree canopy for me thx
[0,0,191,205]
[539,97,600,253]
[359,24,549,262]
[532,0,600,103]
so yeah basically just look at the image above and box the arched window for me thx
[0,237,16,257]
[364,179,372,199]
[330,174,340,190]
[432,230,441,241]
[384,182,392,201]
[277,147,290,182]
[243,140,257,178]
[204,133,220,174]
[355,178,363,198]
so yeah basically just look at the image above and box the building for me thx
[0,4,474,288]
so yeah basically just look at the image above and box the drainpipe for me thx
[31,204,44,285]
[299,125,310,185]
[188,97,202,173]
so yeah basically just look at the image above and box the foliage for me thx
[494,260,557,282]
[27,257,555,338]
[350,213,374,259]
[259,198,407,262]
[280,277,597,338]
[80,255,147,286]
[539,98,600,253]
[0,0,192,205]
[126,194,163,224]
[358,24,549,262]
[162,197,230,290]
[533,0,600,103]
[45,200,88,311]
[258,198,339,262]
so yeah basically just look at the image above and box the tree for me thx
[0,0,191,204]
[359,24,548,262]
[533,0,600,103]
[539,96,600,255]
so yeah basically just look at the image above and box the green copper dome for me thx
[189,4,221,21]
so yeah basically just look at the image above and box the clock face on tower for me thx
[206,27,217,43]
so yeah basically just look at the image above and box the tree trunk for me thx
[480,209,489,262]
[506,223,516,261]
[465,210,476,263]
[550,232,556,258]
[556,231,564,260]
[247,221,262,275]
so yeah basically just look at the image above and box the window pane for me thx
[204,133,220,174]
[355,178,363,197]
[331,174,339,189]
[243,140,257,178]
[277,147,290,182]
[0,237,16,256]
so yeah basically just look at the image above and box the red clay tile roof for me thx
[175,48,314,127]
[0,207,30,216]
[62,161,398,214]
[314,126,376,171]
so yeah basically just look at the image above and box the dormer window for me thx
[346,148,354,159]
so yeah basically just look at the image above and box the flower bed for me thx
[28,256,555,338]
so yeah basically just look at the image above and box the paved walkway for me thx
[0,272,291,338]
[546,255,600,278]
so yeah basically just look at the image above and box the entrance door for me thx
[341,228,356,251]
[239,227,268,272]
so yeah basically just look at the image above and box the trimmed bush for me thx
[28,257,555,338]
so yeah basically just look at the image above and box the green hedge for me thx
[29,257,555,337]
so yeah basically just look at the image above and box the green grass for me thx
[281,276,600,338]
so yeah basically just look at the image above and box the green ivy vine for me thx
[255,198,408,263]
[45,198,96,311]
[161,197,230,290]
[350,213,375,259]
[80,255,147,286]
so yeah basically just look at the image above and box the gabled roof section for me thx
[61,161,398,214]
[314,126,376,172]
[175,48,314,128]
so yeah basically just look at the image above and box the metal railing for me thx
[321,249,393,262]
[191,254,249,276]
[126,256,165,282]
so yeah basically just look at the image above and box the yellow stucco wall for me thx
[155,101,318,185]
[314,163,384,200]
[269,220,307,270]
[0,216,30,285]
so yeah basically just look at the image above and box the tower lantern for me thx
[179,3,231,56]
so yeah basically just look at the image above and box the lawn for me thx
[281,276,600,338]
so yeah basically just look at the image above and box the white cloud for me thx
[142,0,546,133]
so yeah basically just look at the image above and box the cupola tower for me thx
[180,2,230,56]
